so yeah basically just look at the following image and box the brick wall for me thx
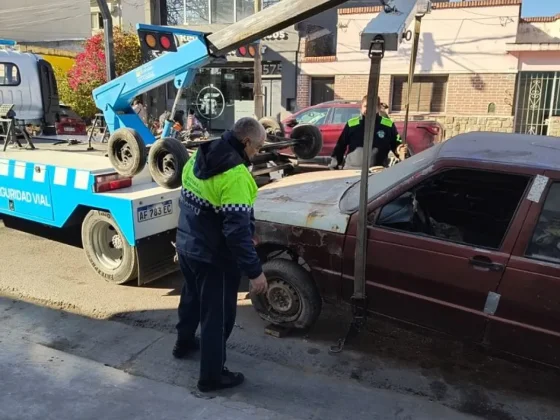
[296,72,518,139]
[333,75,392,103]
[297,74,311,109]
[446,74,516,115]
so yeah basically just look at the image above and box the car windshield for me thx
[339,144,441,214]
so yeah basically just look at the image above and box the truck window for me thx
[374,169,530,250]
[525,182,560,264]
[0,62,20,86]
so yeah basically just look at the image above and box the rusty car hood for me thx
[254,170,361,233]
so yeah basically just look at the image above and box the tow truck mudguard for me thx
[136,228,178,285]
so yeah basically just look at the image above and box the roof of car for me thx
[437,132,560,170]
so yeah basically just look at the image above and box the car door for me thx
[342,164,535,341]
[320,106,360,157]
[485,171,560,367]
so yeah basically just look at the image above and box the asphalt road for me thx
[1,217,560,420]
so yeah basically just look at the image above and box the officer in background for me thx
[329,95,407,170]
[173,117,268,393]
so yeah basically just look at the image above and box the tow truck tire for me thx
[259,117,283,137]
[290,124,323,160]
[82,210,138,285]
[148,137,189,189]
[108,128,147,177]
[251,258,322,330]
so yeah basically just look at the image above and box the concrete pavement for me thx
[0,336,293,420]
[1,219,560,420]
[0,297,481,420]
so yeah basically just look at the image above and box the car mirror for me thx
[377,193,415,226]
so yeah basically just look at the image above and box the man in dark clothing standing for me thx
[173,117,268,393]
[330,95,407,170]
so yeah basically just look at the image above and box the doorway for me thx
[310,77,334,105]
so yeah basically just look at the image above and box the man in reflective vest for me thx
[173,117,268,393]
[329,95,407,170]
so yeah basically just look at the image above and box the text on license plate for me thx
[137,200,173,222]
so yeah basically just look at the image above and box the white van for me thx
[0,43,60,134]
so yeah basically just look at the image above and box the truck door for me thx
[37,59,60,125]
[0,159,54,221]
[485,171,560,367]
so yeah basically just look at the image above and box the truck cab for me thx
[0,40,60,132]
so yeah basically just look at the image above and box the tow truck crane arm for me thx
[92,0,351,188]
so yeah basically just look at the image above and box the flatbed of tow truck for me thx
[0,141,181,285]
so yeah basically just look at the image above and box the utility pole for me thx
[96,0,116,81]
[253,0,264,119]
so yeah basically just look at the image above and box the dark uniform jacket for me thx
[331,113,402,167]
[176,131,263,279]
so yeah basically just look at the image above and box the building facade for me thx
[161,0,301,130]
[297,0,560,139]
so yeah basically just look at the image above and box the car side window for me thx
[332,107,360,124]
[296,108,329,126]
[373,169,530,250]
[525,182,560,264]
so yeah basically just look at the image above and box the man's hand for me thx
[328,157,338,170]
[250,272,268,294]
[397,144,408,161]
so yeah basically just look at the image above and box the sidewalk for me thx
[0,297,482,420]
[0,337,293,420]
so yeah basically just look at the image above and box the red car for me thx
[55,104,87,136]
[252,132,560,368]
[281,101,444,161]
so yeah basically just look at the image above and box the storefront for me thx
[163,26,300,131]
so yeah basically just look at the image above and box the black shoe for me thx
[172,337,200,359]
[197,367,245,393]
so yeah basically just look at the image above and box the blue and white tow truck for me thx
[0,145,179,284]
[0,0,345,285]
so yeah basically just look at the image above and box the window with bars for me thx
[391,75,448,113]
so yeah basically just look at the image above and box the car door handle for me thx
[469,256,504,272]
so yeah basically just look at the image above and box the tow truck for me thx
[0,0,351,286]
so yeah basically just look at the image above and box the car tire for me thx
[81,210,138,285]
[290,124,323,160]
[148,137,190,189]
[251,258,322,329]
[42,125,57,136]
[108,128,147,177]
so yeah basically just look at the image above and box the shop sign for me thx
[263,31,289,41]
[196,85,225,120]
[262,62,282,75]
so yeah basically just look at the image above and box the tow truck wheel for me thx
[290,124,323,160]
[148,137,190,189]
[82,210,138,285]
[251,258,322,329]
[259,117,283,136]
[108,128,147,177]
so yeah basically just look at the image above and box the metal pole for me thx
[402,14,423,145]
[329,40,384,355]
[253,0,264,119]
[97,0,116,81]
[353,40,384,300]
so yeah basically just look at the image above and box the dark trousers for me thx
[176,252,241,382]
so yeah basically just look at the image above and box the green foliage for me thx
[55,27,142,118]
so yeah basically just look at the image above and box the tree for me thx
[58,27,142,118]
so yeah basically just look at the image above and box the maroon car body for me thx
[253,132,560,368]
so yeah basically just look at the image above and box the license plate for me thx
[137,200,173,223]
[64,126,76,132]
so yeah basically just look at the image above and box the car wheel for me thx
[81,210,138,285]
[251,258,322,329]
